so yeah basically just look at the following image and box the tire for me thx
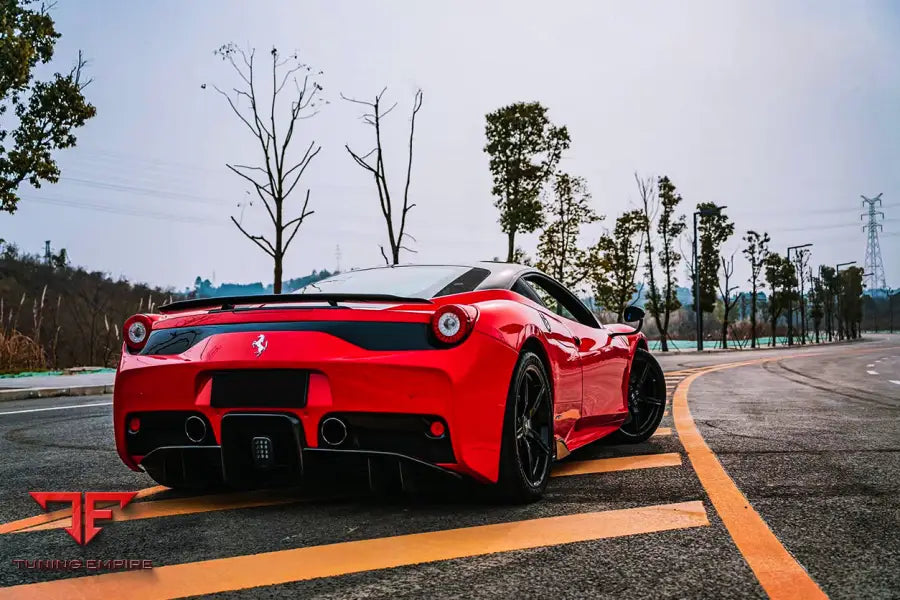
[608,348,667,443]
[496,351,554,503]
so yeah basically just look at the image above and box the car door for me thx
[520,275,630,422]
[510,279,582,443]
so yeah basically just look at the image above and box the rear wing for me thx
[158,294,433,314]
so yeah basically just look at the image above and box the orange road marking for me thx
[653,427,672,437]
[0,501,709,599]
[552,452,681,477]
[10,489,305,534]
[0,486,166,535]
[673,358,828,600]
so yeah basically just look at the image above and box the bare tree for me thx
[718,253,738,349]
[343,88,423,264]
[742,230,770,348]
[793,248,811,343]
[636,174,667,348]
[212,44,325,293]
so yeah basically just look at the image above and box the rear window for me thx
[293,266,490,298]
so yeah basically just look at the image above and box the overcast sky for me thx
[4,0,899,292]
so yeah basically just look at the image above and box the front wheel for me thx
[608,348,666,443]
[496,352,554,503]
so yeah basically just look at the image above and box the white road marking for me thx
[867,370,879,375]
[890,380,900,386]
[867,364,875,367]
[0,401,112,416]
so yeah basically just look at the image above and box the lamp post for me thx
[693,205,726,351]
[786,243,813,346]
[835,261,855,340]
[890,289,897,334]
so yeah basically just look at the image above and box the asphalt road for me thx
[0,335,897,599]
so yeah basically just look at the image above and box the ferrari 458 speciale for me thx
[114,263,666,502]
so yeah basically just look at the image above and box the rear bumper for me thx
[113,329,518,483]
[139,443,466,490]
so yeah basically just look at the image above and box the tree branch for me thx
[283,145,321,199]
[230,216,275,257]
[397,89,423,257]
[282,190,314,252]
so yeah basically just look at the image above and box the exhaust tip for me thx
[320,417,348,446]
[185,415,207,443]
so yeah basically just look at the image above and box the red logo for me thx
[29,492,137,545]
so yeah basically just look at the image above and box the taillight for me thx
[431,304,476,345]
[123,314,152,352]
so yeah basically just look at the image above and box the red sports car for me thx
[114,263,666,502]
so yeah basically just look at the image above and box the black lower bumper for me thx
[139,413,461,490]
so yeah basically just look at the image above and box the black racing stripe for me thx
[138,321,438,355]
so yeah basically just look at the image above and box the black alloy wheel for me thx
[497,352,554,503]
[610,348,667,443]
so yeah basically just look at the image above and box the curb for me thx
[0,384,114,403]
[656,336,871,355]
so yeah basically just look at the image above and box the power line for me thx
[20,194,228,226]
[769,218,898,233]
[60,176,223,206]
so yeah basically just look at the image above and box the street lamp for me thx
[835,261,856,340]
[890,288,897,334]
[786,243,813,346]
[693,205,726,351]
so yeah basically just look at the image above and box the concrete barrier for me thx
[0,384,114,403]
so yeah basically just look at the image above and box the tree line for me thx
[0,243,177,372]
[482,101,867,351]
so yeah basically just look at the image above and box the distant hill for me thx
[190,269,335,298]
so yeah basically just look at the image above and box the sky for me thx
[4,0,900,292]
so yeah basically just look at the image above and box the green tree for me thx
[809,270,824,343]
[535,173,601,289]
[742,230,770,348]
[764,253,796,346]
[0,1,96,213]
[484,102,569,262]
[695,202,734,313]
[819,266,837,341]
[645,176,686,351]
[840,266,864,339]
[591,210,645,322]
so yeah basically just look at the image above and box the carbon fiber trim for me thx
[139,321,437,355]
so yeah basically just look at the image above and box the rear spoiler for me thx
[158,293,433,314]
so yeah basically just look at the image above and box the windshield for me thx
[292,265,490,298]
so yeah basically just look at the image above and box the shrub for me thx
[0,331,46,374]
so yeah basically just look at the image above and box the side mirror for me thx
[609,305,644,339]
[623,306,645,322]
